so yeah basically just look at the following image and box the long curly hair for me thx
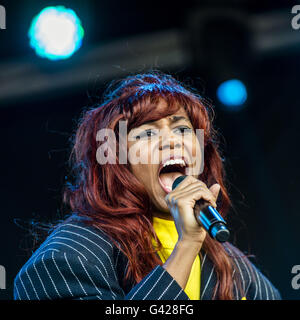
[63,70,251,299]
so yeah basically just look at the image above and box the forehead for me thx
[155,99,188,117]
[142,101,191,126]
[157,109,190,124]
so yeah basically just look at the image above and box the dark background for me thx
[0,0,299,300]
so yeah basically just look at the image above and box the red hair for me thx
[64,71,252,299]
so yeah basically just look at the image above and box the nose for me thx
[158,130,183,151]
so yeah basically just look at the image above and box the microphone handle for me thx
[194,199,230,243]
[172,175,230,243]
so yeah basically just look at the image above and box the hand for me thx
[165,176,221,246]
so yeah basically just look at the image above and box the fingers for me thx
[165,179,220,208]
[167,187,217,208]
[209,183,221,200]
[164,176,217,245]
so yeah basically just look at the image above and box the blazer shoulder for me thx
[27,214,119,268]
[223,242,281,300]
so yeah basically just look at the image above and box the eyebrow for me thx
[140,116,191,127]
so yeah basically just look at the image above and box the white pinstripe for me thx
[201,266,215,299]
[26,226,66,261]
[37,249,60,256]
[239,254,252,296]
[174,288,184,300]
[51,251,74,297]
[37,241,88,261]
[18,273,30,300]
[14,284,21,300]
[41,253,62,298]
[129,266,159,300]
[29,223,102,264]
[267,278,275,300]
[233,280,239,300]
[94,264,117,300]
[65,223,114,249]
[201,253,207,269]
[261,276,269,300]
[15,258,33,300]
[267,277,275,299]
[124,261,129,274]
[115,249,121,269]
[57,229,118,281]
[63,252,88,296]
[45,223,113,250]
[25,266,40,300]
[252,266,261,299]
[19,248,59,273]
[49,236,109,277]
[226,246,246,293]
[77,256,103,296]
[232,268,236,277]
[24,222,90,262]
[158,279,174,300]
[42,223,114,258]
[32,255,51,300]
[142,269,166,300]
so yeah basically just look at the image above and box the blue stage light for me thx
[217,79,247,110]
[28,6,84,60]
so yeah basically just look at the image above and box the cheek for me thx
[185,135,203,176]
[129,164,154,189]
[130,164,143,182]
[127,141,155,185]
[128,140,154,166]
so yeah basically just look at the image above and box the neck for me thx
[152,211,174,221]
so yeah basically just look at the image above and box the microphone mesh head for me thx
[211,224,230,242]
[172,175,187,190]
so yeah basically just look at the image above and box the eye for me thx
[135,129,157,140]
[174,126,193,134]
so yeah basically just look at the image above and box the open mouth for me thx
[158,157,188,193]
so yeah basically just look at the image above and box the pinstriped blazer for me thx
[13,214,281,300]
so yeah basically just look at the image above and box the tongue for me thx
[159,172,184,191]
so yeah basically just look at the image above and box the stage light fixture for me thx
[28,6,84,60]
[217,79,247,110]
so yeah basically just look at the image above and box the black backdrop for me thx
[0,0,299,300]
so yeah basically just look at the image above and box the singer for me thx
[14,71,281,300]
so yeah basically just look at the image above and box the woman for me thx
[14,71,281,300]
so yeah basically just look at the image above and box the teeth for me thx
[163,158,186,168]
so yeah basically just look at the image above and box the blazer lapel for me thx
[120,248,218,300]
[200,252,218,300]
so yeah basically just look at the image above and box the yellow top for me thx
[152,216,201,300]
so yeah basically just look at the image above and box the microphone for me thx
[172,175,230,243]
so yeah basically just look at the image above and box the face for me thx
[126,100,203,217]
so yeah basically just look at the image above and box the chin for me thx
[151,196,169,213]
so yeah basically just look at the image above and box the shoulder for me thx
[43,216,115,261]
[36,214,117,262]
[13,214,125,300]
[27,214,123,268]
[223,242,282,300]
